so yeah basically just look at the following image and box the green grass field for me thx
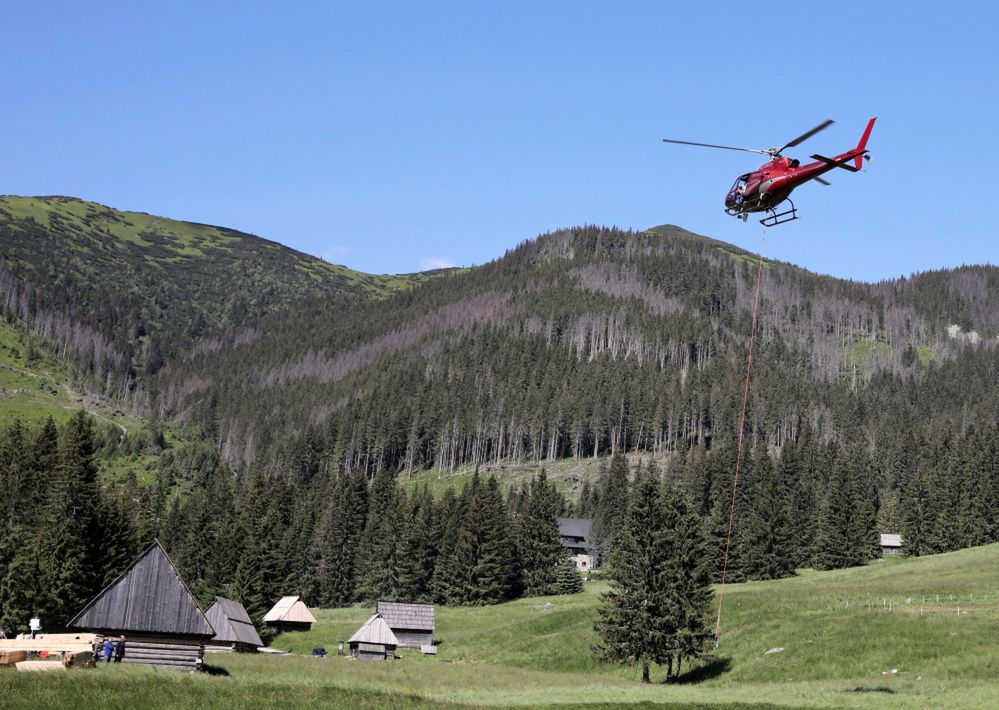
[3,544,998,708]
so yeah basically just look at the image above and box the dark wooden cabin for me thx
[348,613,398,661]
[557,517,594,571]
[70,540,215,671]
[376,601,435,649]
[204,596,263,653]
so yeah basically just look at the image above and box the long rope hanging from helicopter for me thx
[661,118,877,645]
[714,224,766,647]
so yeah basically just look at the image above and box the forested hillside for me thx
[155,224,999,474]
[0,196,434,398]
[2,212,999,634]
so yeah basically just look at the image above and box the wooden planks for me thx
[0,650,28,666]
[15,660,66,672]
[0,634,96,653]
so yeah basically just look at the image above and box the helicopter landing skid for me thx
[759,200,798,227]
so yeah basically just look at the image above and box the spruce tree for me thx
[355,487,407,601]
[516,471,565,597]
[813,444,856,570]
[470,476,519,604]
[592,452,629,565]
[737,450,795,580]
[552,555,584,594]
[37,411,103,627]
[901,467,933,557]
[595,464,712,683]
[659,480,714,681]
[317,470,368,606]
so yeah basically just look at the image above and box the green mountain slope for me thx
[0,195,435,386]
[157,224,999,475]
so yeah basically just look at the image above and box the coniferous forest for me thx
[2,196,999,632]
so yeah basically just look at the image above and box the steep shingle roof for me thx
[557,517,592,541]
[348,614,399,646]
[880,533,903,547]
[376,601,435,632]
[263,596,316,623]
[69,540,214,637]
[205,596,264,647]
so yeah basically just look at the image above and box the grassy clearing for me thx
[917,345,941,369]
[4,544,997,708]
[401,453,669,499]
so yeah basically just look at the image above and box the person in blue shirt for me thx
[103,638,114,663]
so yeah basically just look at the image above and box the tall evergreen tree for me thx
[317,470,369,606]
[737,450,795,580]
[592,452,629,565]
[595,464,712,683]
[37,411,103,627]
[516,471,565,597]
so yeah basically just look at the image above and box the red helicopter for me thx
[663,117,876,226]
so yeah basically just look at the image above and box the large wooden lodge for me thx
[70,540,215,671]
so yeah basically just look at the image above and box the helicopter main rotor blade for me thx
[662,138,770,156]
[777,119,834,154]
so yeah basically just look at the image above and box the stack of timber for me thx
[118,636,205,671]
[0,650,28,667]
[0,633,96,655]
[69,540,215,672]
[15,660,66,672]
[0,634,97,666]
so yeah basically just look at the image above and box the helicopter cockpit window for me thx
[728,175,750,203]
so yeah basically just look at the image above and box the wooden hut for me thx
[880,533,903,557]
[347,614,398,660]
[69,540,215,671]
[375,601,435,649]
[204,597,263,652]
[263,596,316,632]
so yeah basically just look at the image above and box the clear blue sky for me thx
[5,2,997,280]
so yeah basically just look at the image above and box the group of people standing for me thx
[99,637,126,663]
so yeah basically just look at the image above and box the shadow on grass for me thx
[202,664,230,676]
[845,686,895,694]
[674,657,732,684]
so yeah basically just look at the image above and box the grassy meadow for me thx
[3,544,999,708]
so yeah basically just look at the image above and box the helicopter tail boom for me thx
[854,117,877,169]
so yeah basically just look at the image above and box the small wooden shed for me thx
[204,597,263,652]
[880,533,903,557]
[348,613,398,661]
[263,596,316,632]
[376,601,435,649]
[69,540,215,671]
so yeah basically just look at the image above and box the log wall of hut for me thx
[393,630,433,648]
[115,634,204,672]
[349,641,396,661]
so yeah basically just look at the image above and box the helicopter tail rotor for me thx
[853,117,877,169]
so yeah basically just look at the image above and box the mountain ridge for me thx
[0,195,443,394]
